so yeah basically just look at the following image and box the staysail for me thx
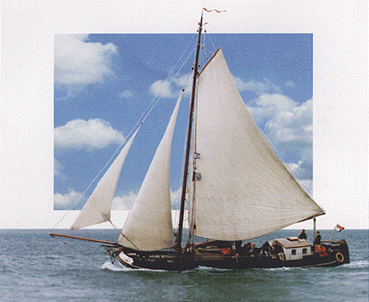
[70,129,139,231]
[117,92,183,251]
[190,48,324,240]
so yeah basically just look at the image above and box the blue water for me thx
[0,229,367,301]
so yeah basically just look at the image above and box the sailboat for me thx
[50,13,350,271]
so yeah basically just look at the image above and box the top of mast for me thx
[174,13,203,253]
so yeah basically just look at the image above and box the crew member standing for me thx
[314,231,321,245]
[298,229,307,240]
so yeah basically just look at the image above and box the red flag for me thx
[334,224,345,232]
[203,8,227,13]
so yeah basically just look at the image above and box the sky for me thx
[53,33,314,214]
[1,1,367,230]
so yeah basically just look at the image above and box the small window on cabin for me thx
[291,249,296,255]
[302,248,307,254]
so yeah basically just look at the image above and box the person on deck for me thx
[235,240,242,251]
[298,229,307,240]
[262,241,271,256]
[314,231,322,245]
[244,242,252,254]
[271,241,284,260]
[274,242,283,254]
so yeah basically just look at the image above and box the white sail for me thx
[70,129,139,231]
[117,92,183,251]
[190,48,324,241]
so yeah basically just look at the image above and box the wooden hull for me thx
[116,240,350,271]
[117,248,199,271]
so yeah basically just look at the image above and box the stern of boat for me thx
[322,239,350,265]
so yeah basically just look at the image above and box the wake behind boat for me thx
[50,11,349,271]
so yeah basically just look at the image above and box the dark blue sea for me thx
[0,229,367,301]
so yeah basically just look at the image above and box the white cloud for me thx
[112,191,137,210]
[246,94,313,181]
[150,79,174,98]
[54,158,63,175]
[54,34,117,96]
[110,188,183,211]
[54,190,83,210]
[234,77,282,95]
[285,80,296,87]
[247,94,312,144]
[171,187,182,209]
[173,73,192,88]
[54,118,125,152]
[149,73,192,98]
[286,160,311,181]
[265,98,313,143]
[120,89,133,99]
[287,160,303,174]
[247,93,297,126]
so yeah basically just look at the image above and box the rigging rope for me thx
[53,235,105,264]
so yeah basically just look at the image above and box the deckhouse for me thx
[270,237,313,261]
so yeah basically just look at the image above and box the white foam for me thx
[101,261,130,272]
[345,260,369,269]
[101,261,167,272]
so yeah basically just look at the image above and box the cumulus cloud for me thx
[54,158,63,176]
[171,188,182,210]
[151,75,283,99]
[264,98,313,143]
[149,73,192,98]
[150,80,174,98]
[172,73,192,88]
[110,188,182,211]
[112,191,138,210]
[54,190,83,210]
[239,78,312,147]
[245,88,313,181]
[53,188,182,211]
[285,80,296,87]
[247,94,312,144]
[234,77,282,95]
[120,89,133,99]
[247,93,297,125]
[54,34,117,96]
[54,118,125,152]
[286,159,311,179]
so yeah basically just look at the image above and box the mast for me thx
[175,13,203,252]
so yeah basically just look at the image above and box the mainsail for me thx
[190,48,324,241]
[117,92,183,251]
[70,129,139,231]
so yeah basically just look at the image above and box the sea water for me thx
[0,229,367,301]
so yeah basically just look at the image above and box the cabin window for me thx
[291,249,296,255]
[302,248,307,254]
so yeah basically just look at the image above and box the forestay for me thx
[117,92,183,251]
[190,48,324,241]
[70,129,139,231]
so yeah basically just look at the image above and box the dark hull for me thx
[116,240,350,271]
[117,248,198,271]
